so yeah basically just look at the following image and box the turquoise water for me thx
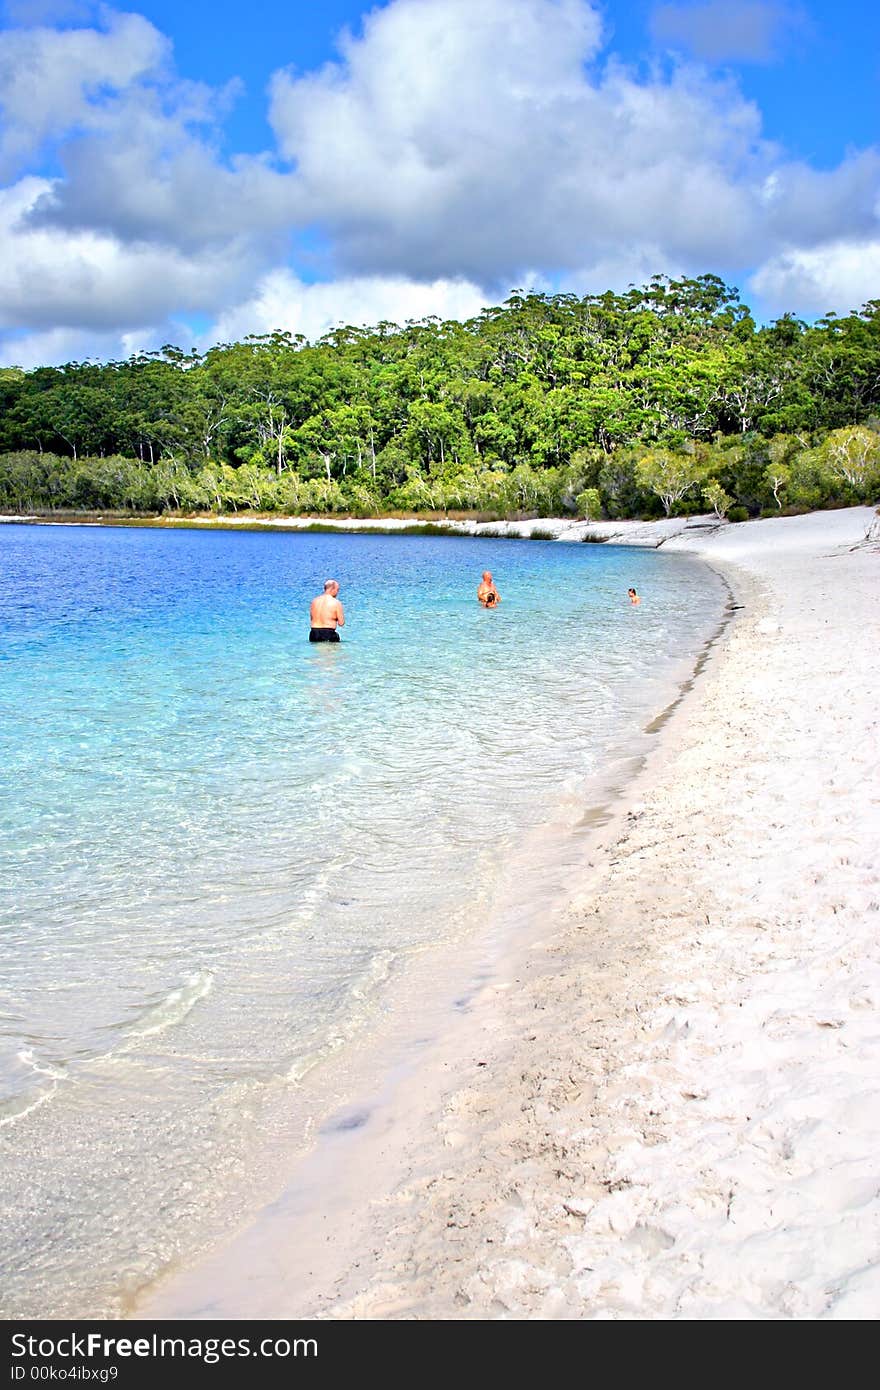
[0,523,726,1315]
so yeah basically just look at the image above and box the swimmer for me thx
[477,571,501,607]
[628,587,641,606]
[309,579,345,642]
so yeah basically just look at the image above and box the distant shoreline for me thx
[1,508,738,548]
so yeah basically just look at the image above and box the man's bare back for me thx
[309,580,345,642]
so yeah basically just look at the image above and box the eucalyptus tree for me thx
[635,447,707,516]
[818,425,880,497]
[2,274,879,519]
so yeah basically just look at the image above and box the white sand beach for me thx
[138,505,880,1321]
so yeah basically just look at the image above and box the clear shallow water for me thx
[0,523,726,1315]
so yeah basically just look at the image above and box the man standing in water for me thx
[477,571,501,607]
[309,579,345,642]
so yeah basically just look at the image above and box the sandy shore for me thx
[138,505,879,1321]
[0,508,758,546]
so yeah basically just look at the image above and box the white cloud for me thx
[557,246,688,297]
[0,0,877,362]
[0,322,175,370]
[2,9,295,253]
[23,0,877,291]
[749,240,880,316]
[0,9,167,175]
[34,133,295,253]
[267,0,853,283]
[760,150,880,246]
[208,268,489,345]
[0,178,258,333]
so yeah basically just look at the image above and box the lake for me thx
[0,523,727,1315]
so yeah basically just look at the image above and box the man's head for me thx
[482,571,492,583]
[324,579,340,596]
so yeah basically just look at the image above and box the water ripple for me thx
[0,524,726,1315]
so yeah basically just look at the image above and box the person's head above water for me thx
[323,579,340,595]
[482,571,492,582]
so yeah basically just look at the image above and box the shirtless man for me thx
[628,587,641,606]
[309,579,345,642]
[477,571,501,608]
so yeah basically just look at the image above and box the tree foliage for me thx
[1,275,879,519]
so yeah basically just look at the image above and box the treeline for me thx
[1,274,879,520]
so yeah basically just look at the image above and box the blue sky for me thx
[0,0,877,365]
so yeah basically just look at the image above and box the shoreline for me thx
[0,508,756,548]
[137,506,880,1321]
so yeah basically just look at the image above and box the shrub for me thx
[727,505,749,522]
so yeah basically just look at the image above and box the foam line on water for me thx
[111,969,215,1049]
[0,1050,66,1128]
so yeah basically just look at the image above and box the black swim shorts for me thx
[309,628,341,643]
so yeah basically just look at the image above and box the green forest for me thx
[1,274,879,522]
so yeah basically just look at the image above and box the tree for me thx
[764,434,800,508]
[576,487,602,520]
[635,449,705,516]
[1,274,878,521]
[702,479,733,519]
[818,425,880,497]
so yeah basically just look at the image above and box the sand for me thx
[137,505,880,1321]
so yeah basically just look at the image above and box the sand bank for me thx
[0,509,754,546]
[139,505,879,1321]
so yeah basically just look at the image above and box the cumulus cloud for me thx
[0,0,877,363]
[0,9,167,175]
[268,0,775,280]
[0,178,259,333]
[0,322,175,370]
[749,240,880,317]
[266,0,875,288]
[557,246,687,297]
[0,8,296,253]
[209,268,489,345]
[650,1,804,65]
[758,151,880,246]
[34,132,296,253]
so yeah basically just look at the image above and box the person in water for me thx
[309,579,345,641]
[628,587,641,606]
[477,571,501,607]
